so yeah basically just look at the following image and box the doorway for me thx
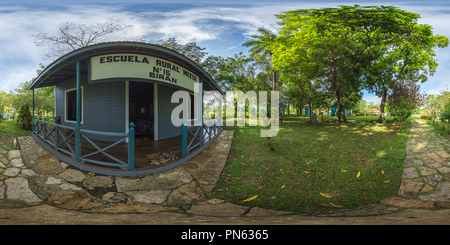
[129,81,154,139]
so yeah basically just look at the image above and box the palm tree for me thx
[242,27,277,57]
[242,27,279,90]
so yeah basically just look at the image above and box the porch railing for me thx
[182,118,222,156]
[32,119,135,170]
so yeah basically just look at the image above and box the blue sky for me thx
[1,0,450,105]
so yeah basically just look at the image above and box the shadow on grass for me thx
[214,114,411,214]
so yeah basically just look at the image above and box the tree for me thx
[33,21,138,60]
[272,5,443,123]
[10,64,53,120]
[362,21,448,122]
[0,90,5,123]
[424,91,450,122]
[270,24,325,122]
[440,99,450,133]
[17,103,32,130]
[387,80,426,121]
[153,37,208,64]
[242,27,279,90]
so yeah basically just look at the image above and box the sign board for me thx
[89,53,199,91]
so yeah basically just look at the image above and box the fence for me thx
[182,118,222,156]
[32,119,135,170]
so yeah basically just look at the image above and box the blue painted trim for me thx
[128,122,135,170]
[182,120,187,156]
[200,78,204,145]
[75,60,81,161]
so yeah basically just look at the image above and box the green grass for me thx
[424,118,450,140]
[0,120,31,138]
[212,114,412,214]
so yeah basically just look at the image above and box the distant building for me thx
[369,108,381,114]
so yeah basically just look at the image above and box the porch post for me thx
[182,120,187,156]
[75,60,81,161]
[128,122,135,170]
[32,88,35,131]
[200,78,204,145]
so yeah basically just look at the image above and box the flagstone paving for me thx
[380,119,450,209]
[0,131,291,216]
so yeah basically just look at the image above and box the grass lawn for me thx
[212,114,412,214]
[0,120,31,149]
[0,120,31,138]
[424,118,450,140]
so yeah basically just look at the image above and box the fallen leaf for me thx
[320,192,333,198]
[384,180,390,183]
[241,155,244,159]
[317,203,343,208]
[356,171,361,178]
[281,185,285,189]
[304,171,310,174]
[330,145,333,148]
[241,162,246,165]
[243,195,258,202]
[381,170,385,175]
[257,184,265,190]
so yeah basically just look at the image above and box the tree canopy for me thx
[270,5,448,122]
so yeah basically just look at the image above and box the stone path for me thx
[0,131,290,217]
[380,118,450,209]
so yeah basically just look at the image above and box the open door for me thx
[129,81,154,139]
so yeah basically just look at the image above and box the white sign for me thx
[89,53,199,91]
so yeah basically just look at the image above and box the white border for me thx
[64,86,84,124]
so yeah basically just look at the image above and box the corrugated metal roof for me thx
[28,41,222,93]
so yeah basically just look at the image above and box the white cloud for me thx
[363,95,381,105]
[0,5,145,92]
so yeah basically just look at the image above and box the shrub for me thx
[387,80,425,122]
[389,97,412,121]
[17,104,32,130]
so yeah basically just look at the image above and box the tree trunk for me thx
[310,82,312,122]
[339,103,347,123]
[329,57,344,123]
[379,90,388,122]
[334,85,344,123]
[273,71,277,91]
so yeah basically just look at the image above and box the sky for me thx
[1,0,450,105]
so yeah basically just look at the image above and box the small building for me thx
[305,108,311,115]
[331,105,353,117]
[369,108,381,114]
[29,42,223,176]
